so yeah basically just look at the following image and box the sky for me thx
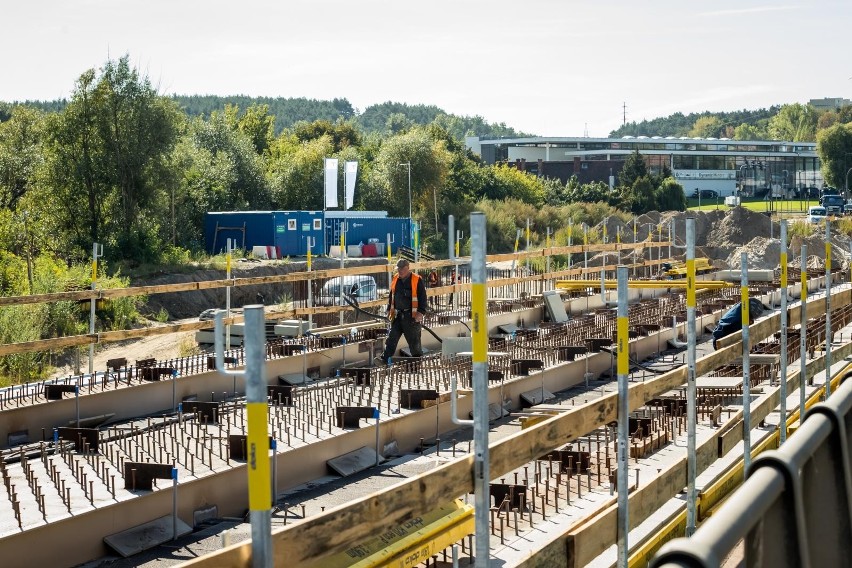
[1,0,849,137]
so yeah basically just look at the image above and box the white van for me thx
[317,275,378,306]
[808,206,826,224]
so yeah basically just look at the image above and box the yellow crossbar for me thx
[554,279,735,290]
[308,500,474,568]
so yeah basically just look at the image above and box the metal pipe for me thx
[88,242,102,377]
[546,227,552,278]
[226,239,232,351]
[685,218,697,535]
[339,222,346,325]
[616,265,629,568]
[450,372,474,427]
[741,253,752,473]
[307,236,314,330]
[172,468,178,540]
[825,221,832,398]
[780,220,788,444]
[568,220,573,269]
[800,245,808,419]
[470,212,490,566]
[448,215,455,260]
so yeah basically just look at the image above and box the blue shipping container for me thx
[205,211,409,257]
[324,216,411,255]
[205,211,278,255]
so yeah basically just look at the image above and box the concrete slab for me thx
[104,515,192,558]
[520,388,555,407]
[327,446,380,477]
[697,376,744,388]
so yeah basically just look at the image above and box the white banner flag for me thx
[324,158,339,209]
[344,161,358,210]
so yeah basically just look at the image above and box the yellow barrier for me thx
[306,500,474,568]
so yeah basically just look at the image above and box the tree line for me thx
[610,102,852,145]
[0,56,690,274]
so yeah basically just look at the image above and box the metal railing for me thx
[651,371,852,568]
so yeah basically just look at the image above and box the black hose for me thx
[341,293,443,344]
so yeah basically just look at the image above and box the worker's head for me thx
[396,258,410,277]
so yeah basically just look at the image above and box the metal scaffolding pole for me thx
[616,265,629,568]
[780,220,789,444]
[686,218,697,535]
[215,306,271,567]
[825,221,832,398]
[800,245,808,419]
[470,212,490,566]
[741,254,752,473]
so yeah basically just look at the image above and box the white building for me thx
[466,136,823,197]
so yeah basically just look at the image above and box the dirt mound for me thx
[595,216,630,242]
[725,237,781,270]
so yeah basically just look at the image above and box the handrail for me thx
[651,374,852,567]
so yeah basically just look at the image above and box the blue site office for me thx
[204,211,412,257]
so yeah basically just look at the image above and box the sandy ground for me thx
[49,323,199,379]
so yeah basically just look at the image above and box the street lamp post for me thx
[399,162,412,221]
[738,164,749,198]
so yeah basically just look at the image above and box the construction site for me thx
[1,207,851,568]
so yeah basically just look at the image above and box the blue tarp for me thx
[712,298,765,347]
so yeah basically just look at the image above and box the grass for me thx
[687,197,818,216]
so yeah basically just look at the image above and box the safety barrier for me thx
[650,371,852,568]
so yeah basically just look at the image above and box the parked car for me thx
[808,206,827,224]
[691,189,719,199]
[316,275,378,306]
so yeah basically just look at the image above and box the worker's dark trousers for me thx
[381,311,422,361]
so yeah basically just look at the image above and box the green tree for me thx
[0,106,45,210]
[237,104,275,154]
[618,150,648,189]
[40,68,105,256]
[480,165,545,206]
[733,122,767,140]
[386,113,414,135]
[768,103,817,142]
[374,128,451,225]
[688,116,723,138]
[568,180,617,205]
[624,176,656,214]
[192,111,270,209]
[291,119,362,153]
[816,123,852,189]
[36,57,182,262]
[94,57,181,255]
[655,177,687,211]
[267,134,334,210]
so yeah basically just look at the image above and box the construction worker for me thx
[376,258,428,364]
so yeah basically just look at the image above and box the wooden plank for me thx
[0,241,677,308]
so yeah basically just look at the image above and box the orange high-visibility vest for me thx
[390,273,421,311]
